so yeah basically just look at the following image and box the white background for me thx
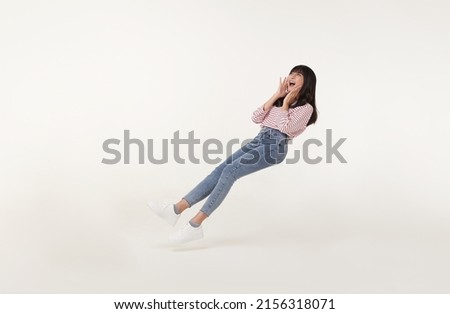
[0,0,449,293]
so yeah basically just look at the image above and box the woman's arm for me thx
[262,93,280,112]
[252,76,289,124]
[276,104,313,137]
[251,93,279,123]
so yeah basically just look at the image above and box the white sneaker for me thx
[147,201,180,226]
[169,222,204,244]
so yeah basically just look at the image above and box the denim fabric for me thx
[182,127,289,216]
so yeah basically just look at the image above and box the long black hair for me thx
[273,65,318,126]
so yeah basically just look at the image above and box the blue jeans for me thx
[182,126,289,216]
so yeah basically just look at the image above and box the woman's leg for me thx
[168,130,288,244]
[174,198,190,214]
[189,210,208,225]
[191,139,288,224]
[176,137,261,214]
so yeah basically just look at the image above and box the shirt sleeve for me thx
[276,104,313,137]
[251,105,269,124]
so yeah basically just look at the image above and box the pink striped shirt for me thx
[251,102,314,139]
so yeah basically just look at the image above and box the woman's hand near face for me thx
[262,76,293,112]
[275,77,289,98]
[283,85,301,107]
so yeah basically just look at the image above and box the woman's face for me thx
[287,72,304,93]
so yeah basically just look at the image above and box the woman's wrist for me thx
[281,99,290,110]
[273,93,282,100]
[263,94,280,111]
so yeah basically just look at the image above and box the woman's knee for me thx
[221,163,240,181]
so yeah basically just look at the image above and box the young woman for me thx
[148,65,318,244]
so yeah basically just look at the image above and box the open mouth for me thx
[289,81,296,87]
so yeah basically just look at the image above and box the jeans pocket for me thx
[246,138,260,149]
[262,140,286,164]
